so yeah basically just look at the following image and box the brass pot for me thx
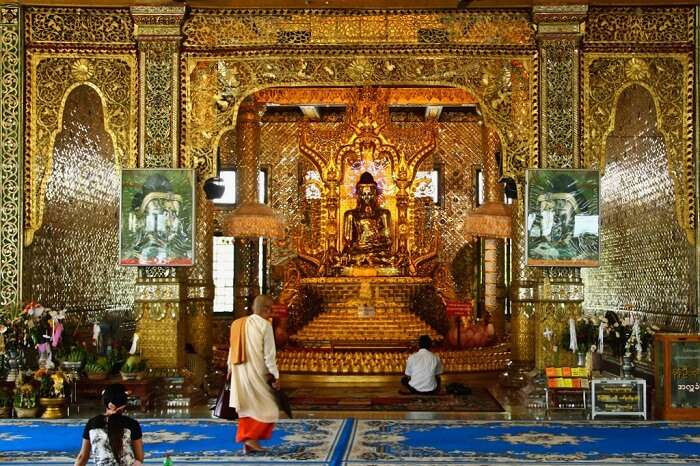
[39,397,66,419]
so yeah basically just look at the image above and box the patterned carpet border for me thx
[3,418,700,465]
[342,420,700,465]
[0,418,351,465]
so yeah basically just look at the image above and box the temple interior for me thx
[1,1,700,463]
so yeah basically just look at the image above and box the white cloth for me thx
[405,348,443,392]
[228,314,279,423]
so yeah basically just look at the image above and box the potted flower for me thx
[35,369,70,419]
[120,355,146,381]
[14,383,38,418]
[0,387,11,418]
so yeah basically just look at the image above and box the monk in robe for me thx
[228,294,280,453]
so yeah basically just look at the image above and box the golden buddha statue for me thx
[341,172,394,267]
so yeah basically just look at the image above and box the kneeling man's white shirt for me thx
[405,348,443,392]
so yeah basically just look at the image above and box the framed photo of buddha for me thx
[525,169,600,267]
[119,168,195,266]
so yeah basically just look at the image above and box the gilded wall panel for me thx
[139,40,179,169]
[25,7,133,48]
[585,7,694,47]
[0,6,22,307]
[539,38,578,168]
[182,10,535,48]
[24,85,137,320]
[183,52,537,183]
[582,85,696,331]
[25,52,137,246]
[582,54,694,243]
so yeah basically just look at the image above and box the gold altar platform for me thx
[277,343,510,375]
[290,276,441,349]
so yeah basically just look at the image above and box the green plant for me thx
[58,345,86,364]
[85,361,109,374]
[14,383,37,409]
[120,355,146,373]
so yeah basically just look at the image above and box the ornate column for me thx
[131,6,187,370]
[0,6,21,307]
[232,103,262,317]
[482,127,506,336]
[531,5,587,369]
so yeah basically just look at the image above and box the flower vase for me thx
[621,354,634,378]
[576,352,586,367]
[39,397,66,419]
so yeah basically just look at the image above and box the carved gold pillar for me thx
[185,187,214,361]
[233,103,262,317]
[482,127,506,335]
[132,6,187,370]
[509,186,537,367]
[531,5,587,369]
[0,6,21,307]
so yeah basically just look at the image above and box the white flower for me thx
[0,325,7,334]
[590,345,597,352]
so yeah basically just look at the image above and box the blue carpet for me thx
[2,419,700,465]
[343,420,700,465]
[0,418,348,465]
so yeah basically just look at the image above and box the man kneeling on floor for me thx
[402,335,443,395]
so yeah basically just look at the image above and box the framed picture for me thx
[525,169,600,267]
[119,168,195,266]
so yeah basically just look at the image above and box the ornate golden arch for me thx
[582,54,694,243]
[25,53,137,245]
[182,51,538,183]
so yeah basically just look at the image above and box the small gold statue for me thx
[341,172,393,267]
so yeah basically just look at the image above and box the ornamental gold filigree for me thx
[585,7,694,46]
[26,52,138,245]
[139,40,179,168]
[182,9,535,48]
[539,38,578,168]
[0,6,21,307]
[25,7,134,48]
[183,52,537,183]
[582,54,694,243]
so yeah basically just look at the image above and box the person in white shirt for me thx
[402,335,443,395]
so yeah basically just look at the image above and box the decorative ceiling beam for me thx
[254,87,476,107]
[7,0,696,7]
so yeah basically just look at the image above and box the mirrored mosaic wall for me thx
[582,85,696,331]
[22,85,136,326]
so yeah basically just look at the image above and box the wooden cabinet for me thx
[654,333,700,420]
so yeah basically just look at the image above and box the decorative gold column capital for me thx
[130,6,186,40]
[533,4,587,36]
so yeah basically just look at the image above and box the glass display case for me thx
[655,333,700,420]
[591,378,646,419]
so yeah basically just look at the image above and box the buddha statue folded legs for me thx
[341,172,394,267]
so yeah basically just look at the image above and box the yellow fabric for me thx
[229,316,248,366]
